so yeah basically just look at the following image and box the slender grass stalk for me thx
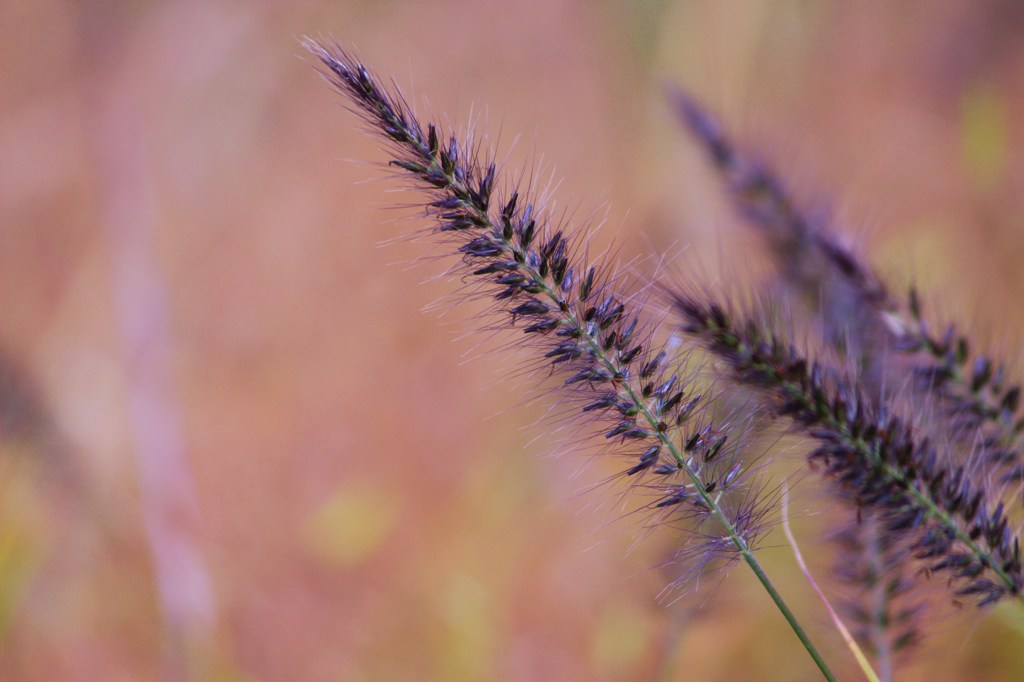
[305,39,837,681]
[781,484,881,682]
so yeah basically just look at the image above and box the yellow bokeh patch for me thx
[302,482,400,569]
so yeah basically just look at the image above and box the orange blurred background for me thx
[2,1,1024,680]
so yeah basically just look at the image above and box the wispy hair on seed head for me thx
[303,39,773,593]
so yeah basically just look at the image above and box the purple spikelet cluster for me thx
[304,40,765,577]
[901,291,1024,485]
[673,295,1024,607]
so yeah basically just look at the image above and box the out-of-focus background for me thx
[2,1,1024,680]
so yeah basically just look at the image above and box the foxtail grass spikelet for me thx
[304,39,837,680]
[672,293,1024,609]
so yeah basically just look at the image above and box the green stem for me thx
[741,546,839,682]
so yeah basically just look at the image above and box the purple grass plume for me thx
[307,37,1024,680]
[671,87,1024,495]
[672,293,1024,608]
[303,39,772,584]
